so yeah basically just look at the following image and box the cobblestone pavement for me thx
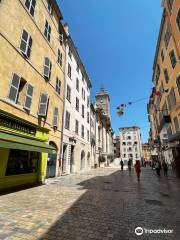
[0,168,180,240]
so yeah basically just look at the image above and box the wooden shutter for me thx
[43,57,51,79]
[53,107,59,127]
[38,93,49,116]
[24,84,34,110]
[8,73,20,102]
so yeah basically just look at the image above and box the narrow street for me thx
[0,168,179,240]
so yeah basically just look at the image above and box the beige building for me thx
[142,143,151,162]
[148,0,180,175]
[0,0,66,189]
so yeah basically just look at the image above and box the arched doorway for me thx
[87,152,91,169]
[80,150,85,170]
[46,142,58,178]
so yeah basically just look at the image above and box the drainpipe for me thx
[59,34,68,176]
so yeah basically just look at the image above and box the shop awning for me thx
[0,132,56,154]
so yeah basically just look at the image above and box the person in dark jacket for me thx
[162,161,168,177]
[120,160,124,171]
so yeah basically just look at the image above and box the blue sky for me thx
[59,0,162,143]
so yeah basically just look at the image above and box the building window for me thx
[20,30,32,58]
[6,149,39,176]
[82,88,85,100]
[87,112,90,123]
[68,47,72,59]
[43,57,52,79]
[68,63,71,78]
[75,120,79,134]
[76,78,79,92]
[59,33,63,45]
[176,75,180,96]
[164,68,169,83]
[44,20,51,42]
[177,9,180,32]
[81,125,84,138]
[155,64,160,83]
[173,117,180,132]
[24,84,34,111]
[167,88,176,110]
[76,97,79,111]
[127,136,131,140]
[76,63,79,73]
[56,77,61,95]
[161,50,164,62]
[122,142,126,145]
[47,0,53,15]
[25,0,36,17]
[52,107,59,127]
[82,105,85,118]
[169,50,177,69]
[167,0,174,13]
[66,85,71,102]
[164,23,171,48]
[87,130,90,141]
[57,49,62,66]
[8,73,27,104]
[65,111,70,129]
[123,154,126,158]
[38,93,49,117]
[87,96,90,107]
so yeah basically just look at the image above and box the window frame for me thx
[25,0,36,17]
[44,20,51,42]
[20,29,32,58]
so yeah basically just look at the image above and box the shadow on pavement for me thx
[39,169,180,240]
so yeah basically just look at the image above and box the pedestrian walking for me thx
[162,161,168,177]
[134,160,141,181]
[120,159,124,171]
[128,159,132,171]
[155,161,161,177]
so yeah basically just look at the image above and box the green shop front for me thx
[0,111,56,190]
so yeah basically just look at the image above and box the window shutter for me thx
[24,84,34,110]
[38,93,49,116]
[53,107,59,127]
[43,57,51,79]
[20,30,32,58]
[9,73,20,102]
[27,36,32,58]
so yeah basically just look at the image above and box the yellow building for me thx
[0,0,66,190]
[148,0,180,174]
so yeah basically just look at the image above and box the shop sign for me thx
[0,114,36,135]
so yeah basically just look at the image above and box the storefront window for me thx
[6,149,39,176]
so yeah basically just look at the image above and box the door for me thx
[46,142,57,178]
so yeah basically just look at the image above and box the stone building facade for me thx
[0,0,66,189]
[119,127,142,166]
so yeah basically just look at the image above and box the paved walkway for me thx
[0,168,180,240]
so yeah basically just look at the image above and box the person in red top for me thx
[134,160,141,181]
